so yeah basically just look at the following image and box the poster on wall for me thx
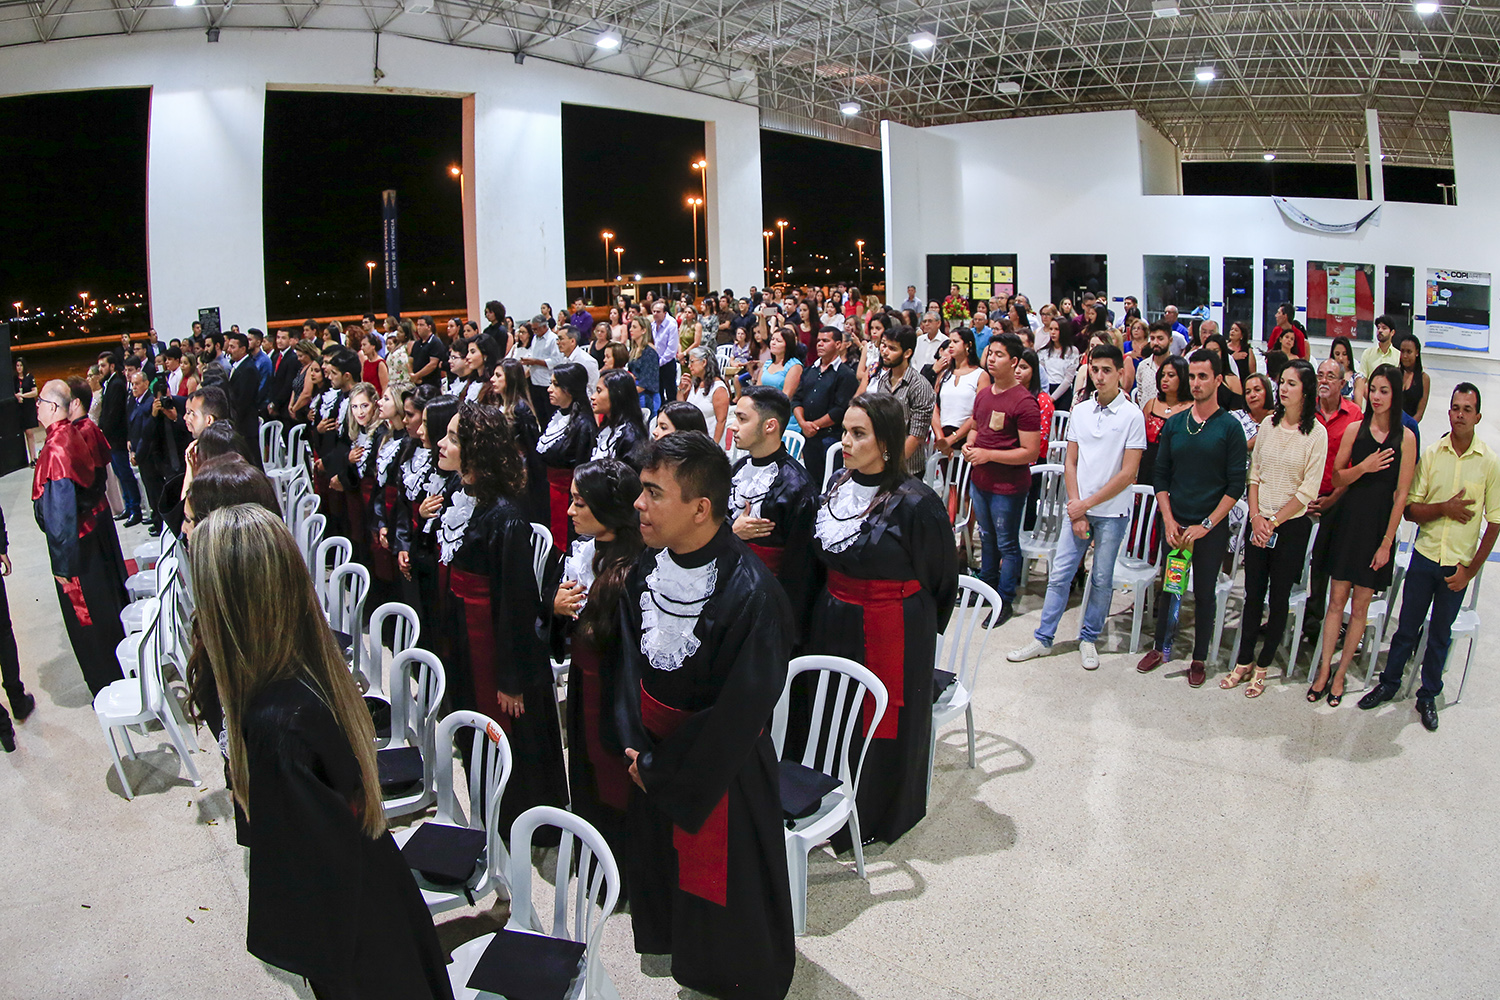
[1306,261,1374,341]
[927,254,1019,315]
[1425,270,1491,352]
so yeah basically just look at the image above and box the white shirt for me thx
[167,369,183,396]
[937,367,984,428]
[688,381,729,443]
[519,331,562,387]
[912,332,945,373]
[563,345,600,394]
[1066,390,1147,518]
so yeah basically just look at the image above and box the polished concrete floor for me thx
[4,362,1499,999]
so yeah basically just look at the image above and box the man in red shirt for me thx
[1303,357,1364,641]
[964,332,1041,627]
[1270,303,1309,359]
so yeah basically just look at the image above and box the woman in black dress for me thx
[492,357,549,526]
[1311,364,1416,707]
[369,382,412,614]
[804,393,958,846]
[1397,332,1431,421]
[187,504,452,1000]
[436,401,568,831]
[536,362,597,547]
[14,358,38,465]
[397,393,455,647]
[589,369,650,468]
[547,459,643,871]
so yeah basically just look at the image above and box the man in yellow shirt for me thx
[1359,383,1500,730]
[1356,315,1402,387]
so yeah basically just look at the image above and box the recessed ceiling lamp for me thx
[1398,49,1421,63]
[594,28,622,50]
[1194,65,1217,82]
[1263,152,1276,161]
[839,99,862,116]
[996,81,1022,95]
[1413,2,1439,14]
[174,0,196,7]
[1152,1,1181,17]
[909,31,937,51]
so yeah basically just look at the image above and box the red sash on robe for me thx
[546,468,572,548]
[825,569,920,739]
[447,567,506,727]
[745,542,784,575]
[35,420,102,624]
[360,480,393,581]
[640,683,729,907]
[573,639,631,811]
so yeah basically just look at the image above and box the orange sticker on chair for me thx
[486,721,503,744]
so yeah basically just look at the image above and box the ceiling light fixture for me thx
[594,28,622,50]
[839,99,862,116]
[1398,49,1421,63]
[174,0,196,7]
[1413,2,1439,14]
[909,31,937,51]
[1263,152,1276,161]
[996,81,1022,95]
[1194,65,1217,82]
[1152,1,1181,17]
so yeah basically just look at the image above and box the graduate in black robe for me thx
[495,359,551,527]
[589,368,651,469]
[312,349,359,538]
[535,362,597,548]
[726,387,817,631]
[436,402,568,832]
[804,395,958,847]
[613,432,795,1000]
[543,459,644,879]
[33,388,129,696]
[340,384,384,577]
[396,393,455,651]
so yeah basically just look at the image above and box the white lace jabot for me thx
[375,435,402,483]
[562,537,597,613]
[537,410,570,453]
[729,459,781,519]
[438,488,477,564]
[814,478,881,553]
[639,548,718,673]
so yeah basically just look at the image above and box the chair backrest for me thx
[528,522,553,594]
[433,711,514,891]
[285,421,306,465]
[325,563,370,681]
[715,344,736,370]
[505,806,620,999]
[1121,484,1163,567]
[1049,410,1070,448]
[297,513,327,569]
[313,535,353,608]
[820,440,843,494]
[1025,463,1068,542]
[364,601,421,698]
[782,429,806,463]
[260,420,284,468]
[937,576,1001,696]
[942,453,975,528]
[771,655,887,794]
[292,493,319,537]
[132,599,169,715]
[387,648,446,763]
[284,474,311,522]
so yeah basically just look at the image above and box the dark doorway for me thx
[1263,258,1295,343]
[1143,255,1210,324]
[1050,255,1108,313]
[1223,257,1254,336]
[1384,266,1416,335]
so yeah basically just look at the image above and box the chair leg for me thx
[1130,589,1143,654]
[965,704,976,769]
[1362,623,1380,689]
[848,808,867,880]
[925,724,937,801]
[118,724,137,760]
[1286,603,1305,681]
[101,722,135,800]
[785,837,809,936]
[1452,635,1474,706]
[160,710,203,786]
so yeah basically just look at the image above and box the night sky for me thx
[758,129,885,289]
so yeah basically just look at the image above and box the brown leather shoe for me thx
[1188,660,1207,687]
[1136,650,1165,673]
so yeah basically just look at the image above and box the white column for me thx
[1366,108,1385,204]
[704,112,765,295]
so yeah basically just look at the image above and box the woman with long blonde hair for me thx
[188,504,452,999]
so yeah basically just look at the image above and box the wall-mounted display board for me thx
[1263,258,1294,342]
[1223,257,1255,334]
[1384,266,1416,336]
[1143,255,1210,324]
[1050,254,1108,311]
[1307,261,1375,341]
[926,254,1018,318]
[1425,269,1491,352]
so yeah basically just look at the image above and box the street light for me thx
[11,302,21,318]
[601,230,615,290]
[762,230,773,286]
[366,261,377,312]
[686,196,703,297]
[775,221,788,284]
[691,159,708,287]
[614,246,624,279]
[856,240,865,286]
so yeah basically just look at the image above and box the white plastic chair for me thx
[122,538,178,634]
[770,654,887,937]
[938,452,976,562]
[447,807,621,1000]
[393,710,514,914]
[1226,520,1320,677]
[1048,410,1070,464]
[124,528,178,603]
[1081,484,1163,654]
[283,472,313,523]
[782,429,806,463]
[132,537,163,569]
[1018,463,1066,589]
[313,535,353,610]
[930,576,1001,795]
[1307,527,1409,686]
[820,439,843,494]
[291,492,319,539]
[380,648,447,819]
[325,561,370,674]
[715,344,736,371]
[529,522,553,594]
[259,420,283,470]
[296,513,326,571]
[363,601,421,702]
[1405,563,1484,704]
[94,599,202,800]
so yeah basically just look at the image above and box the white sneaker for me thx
[1007,639,1049,662]
[1079,641,1100,670]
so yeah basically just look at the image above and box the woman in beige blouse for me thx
[1221,359,1327,698]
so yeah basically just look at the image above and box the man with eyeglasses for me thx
[34,380,128,697]
[1301,358,1364,643]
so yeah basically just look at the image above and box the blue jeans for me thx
[109,448,141,515]
[1035,514,1130,646]
[971,486,1027,605]
[1379,549,1467,700]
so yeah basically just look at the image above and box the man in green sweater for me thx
[1136,349,1247,687]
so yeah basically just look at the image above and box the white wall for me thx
[0,31,765,333]
[884,107,1500,362]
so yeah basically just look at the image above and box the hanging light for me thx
[908,31,937,51]
[1413,2,1440,14]
[839,99,862,116]
[1263,152,1277,161]
[594,28,622,50]
[1194,65,1217,82]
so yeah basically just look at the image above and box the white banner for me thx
[1274,198,1382,234]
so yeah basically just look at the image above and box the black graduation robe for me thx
[590,417,649,470]
[804,473,958,846]
[241,677,454,1000]
[507,398,550,527]
[311,388,350,537]
[438,490,568,835]
[393,445,445,651]
[613,524,796,1000]
[728,448,817,637]
[535,408,597,547]
[33,419,128,696]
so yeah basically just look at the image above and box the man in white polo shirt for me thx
[1008,342,1145,670]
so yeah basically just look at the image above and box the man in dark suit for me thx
[95,350,142,526]
[224,331,263,468]
[264,327,300,424]
[125,366,176,536]
[791,326,858,490]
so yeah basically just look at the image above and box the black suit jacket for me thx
[98,373,129,450]
[227,357,263,466]
[265,348,300,419]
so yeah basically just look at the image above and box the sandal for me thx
[1220,662,1255,690]
[1244,667,1268,699]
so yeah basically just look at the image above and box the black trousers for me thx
[527,381,555,426]
[0,573,23,733]
[138,456,167,530]
[1153,518,1231,661]
[1236,514,1314,668]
